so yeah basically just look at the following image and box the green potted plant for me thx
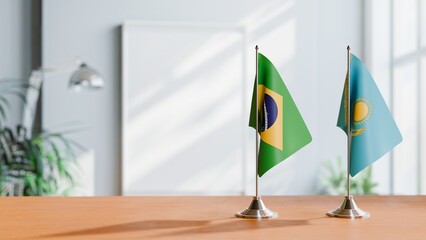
[0,79,80,196]
[318,156,378,195]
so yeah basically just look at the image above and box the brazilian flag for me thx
[337,53,402,176]
[249,53,312,177]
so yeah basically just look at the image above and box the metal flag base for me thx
[327,195,370,219]
[236,196,278,219]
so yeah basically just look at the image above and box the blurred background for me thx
[0,0,424,196]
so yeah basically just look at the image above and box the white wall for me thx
[42,0,363,195]
[364,0,393,194]
[0,0,31,127]
[316,1,365,190]
[365,0,426,195]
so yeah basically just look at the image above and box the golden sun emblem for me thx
[353,97,372,126]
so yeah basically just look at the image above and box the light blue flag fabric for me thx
[337,53,403,176]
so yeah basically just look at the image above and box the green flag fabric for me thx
[249,53,312,177]
[337,53,402,176]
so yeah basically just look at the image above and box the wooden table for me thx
[1,196,425,239]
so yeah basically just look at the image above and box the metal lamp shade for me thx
[69,63,104,90]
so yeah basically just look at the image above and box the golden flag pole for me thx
[236,45,277,219]
[327,46,369,219]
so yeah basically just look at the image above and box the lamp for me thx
[34,60,104,91]
[68,63,104,90]
[22,60,104,136]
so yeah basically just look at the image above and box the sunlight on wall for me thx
[124,24,245,195]
[393,62,419,194]
[173,31,244,79]
[241,0,294,31]
[393,0,418,58]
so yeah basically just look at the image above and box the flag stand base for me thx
[327,195,370,219]
[236,196,278,219]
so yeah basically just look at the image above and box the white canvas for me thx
[121,21,247,195]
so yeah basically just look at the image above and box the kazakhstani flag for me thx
[337,53,403,176]
[249,53,312,177]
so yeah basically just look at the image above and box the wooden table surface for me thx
[1,196,425,239]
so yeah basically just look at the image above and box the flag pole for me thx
[236,45,277,219]
[346,45,351,198]
[255,45,259,198]
[326,46,369,219]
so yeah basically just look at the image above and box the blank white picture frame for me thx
[121,21,248,195]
